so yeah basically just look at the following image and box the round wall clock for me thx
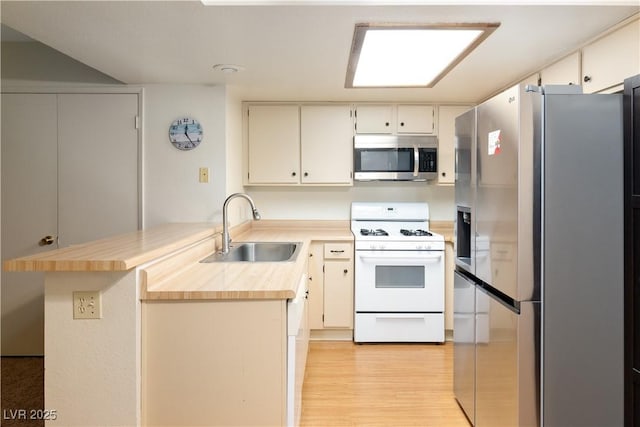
[169,117,203,151]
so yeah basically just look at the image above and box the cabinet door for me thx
[582,19,640,93]
[247,105,300,184]
[540,52,581,86]
[300,105,353,184]
[397,105,435,134]
[323,260,354,328]
[307,242,325,330]
[438,105,471,185]
[355,104,393,134]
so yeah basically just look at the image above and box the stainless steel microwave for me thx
[353,135,438,181]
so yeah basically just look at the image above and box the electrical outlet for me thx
[73,291,102,319]
[199,167,209,183]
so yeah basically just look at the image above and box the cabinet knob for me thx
[343,269,348,274]
[385,122,389,127]
[291,172,297,177]
[442,172,446,177]
[583,75,592,83]
[39,235,55,246]
[400,122,405,127]
[304,172,309,177]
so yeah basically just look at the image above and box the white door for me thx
[1,92,140,355]
[1,94,59,355]
[57,94,139,245]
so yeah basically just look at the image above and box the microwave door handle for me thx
[413,146,419,177]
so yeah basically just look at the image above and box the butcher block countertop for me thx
[4,218,448,301]
[142,220,354,301]
[430,221,454,243]
[3,223,219,272]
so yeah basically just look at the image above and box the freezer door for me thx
[453,271,476,424]
[542,92,623,427]
[475,286,539,427]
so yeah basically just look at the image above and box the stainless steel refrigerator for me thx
[453,84,624,427]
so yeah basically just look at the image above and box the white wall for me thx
[142,84,228,228]
[225,85,251,226]
[247,182,455,221]
[1,41,122,87]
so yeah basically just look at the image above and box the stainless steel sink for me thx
[200,242,301,263]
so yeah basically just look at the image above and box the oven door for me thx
[355,250,444,312]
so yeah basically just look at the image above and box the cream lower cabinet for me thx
[307,241,354,336]
[142,277,309,426]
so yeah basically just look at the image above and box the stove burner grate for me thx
[400,229,433,237]
[360,228,389,236]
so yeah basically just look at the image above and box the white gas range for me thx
[351,202,445,343]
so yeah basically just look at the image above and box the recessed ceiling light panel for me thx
[346,23,499,88]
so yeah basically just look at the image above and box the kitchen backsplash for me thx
[247,182,454,221]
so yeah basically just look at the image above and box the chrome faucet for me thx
[221,193,261,254]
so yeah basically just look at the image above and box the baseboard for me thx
[445,329,453,342]
[310,329,353,341]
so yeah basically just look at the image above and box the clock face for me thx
[169,117,203,151]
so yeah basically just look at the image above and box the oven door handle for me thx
[374,314,428,320]
[357,253,442,263]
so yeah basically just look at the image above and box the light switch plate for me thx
[199,167,209,183]
[73,291,102,319]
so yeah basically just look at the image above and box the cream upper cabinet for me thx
[438,105,471,185]
[397,104,435,134]
[355,104,435,134]
[247,104,300,184]
[540,52,581,86]
[582,19,640,93]
[300,105,353,184]
[246,103,353,186]
[354,104,393,134]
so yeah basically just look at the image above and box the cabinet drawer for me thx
[324,243,352,260]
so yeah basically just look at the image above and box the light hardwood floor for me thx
[300,341,471,427]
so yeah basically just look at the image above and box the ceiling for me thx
[1,1,638,103]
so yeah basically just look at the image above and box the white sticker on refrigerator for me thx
[488,130,502,156]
